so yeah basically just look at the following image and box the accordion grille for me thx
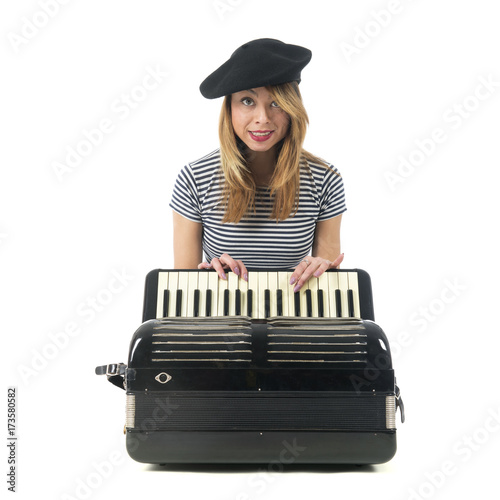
[148,317,368,365]
[151,317,253,363]
[267,320,367,364]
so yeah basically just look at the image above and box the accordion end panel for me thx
[125,429,396,465]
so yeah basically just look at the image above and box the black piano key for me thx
[317,290,324,317]
[335,289,342,317]
[235,289,241,316]
[247,290,253,317]
[264,289,270,318]
[276,289,283,316]
[305,289,312,317]
[175,290,182,316]
[223,289,230,316]
[348,289,354,317]
[162,290,170,317]
[193,289,200,317]
[205,289,212,317]
[294,291,300,316]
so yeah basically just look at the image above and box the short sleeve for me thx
[317,166,347,221]
[169,165,202,223]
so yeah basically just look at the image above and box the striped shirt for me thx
[169,149,346,268]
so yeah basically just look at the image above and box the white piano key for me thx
[178,272,189,317]
[186,272,199,317]
[257,272,268,319]
[239,275,248,316]
[268,271,278,317]
[299,284,308,317]
[197,272,208,317]
[318,272,329,317]
[228,272,238,316]
[307,276,319,318]
[248,272,259,318]
[278,272,289,316]
[208,272,219,317]
[327,271,339,317]
[337,272,349,317]
[156,271,168,318]
[286,271,295,316]
[348,271,361,318]
[217,274,228,316]
[167,272,178,318]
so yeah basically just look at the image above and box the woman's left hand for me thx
[289,253,344,292]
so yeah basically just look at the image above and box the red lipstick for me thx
[249,130,274,142]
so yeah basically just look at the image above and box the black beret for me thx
[200,38,312,99]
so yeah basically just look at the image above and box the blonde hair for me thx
[218,82,330,223]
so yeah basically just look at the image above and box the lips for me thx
[249,130,274,142]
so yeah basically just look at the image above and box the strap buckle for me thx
[106,363,126,377]
[395,383,405,423]
[95,363,127,390]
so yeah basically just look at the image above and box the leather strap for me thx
[95,363,127,390]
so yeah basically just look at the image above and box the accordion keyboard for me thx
[146,270,366,321]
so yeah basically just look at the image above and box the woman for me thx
[170,38,346,294]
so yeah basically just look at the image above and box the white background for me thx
[2,0,500,499]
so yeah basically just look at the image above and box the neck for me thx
[246,147,276,186]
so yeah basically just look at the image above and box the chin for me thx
[247,144,275,153]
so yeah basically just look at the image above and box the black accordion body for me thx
[96,268,404,465]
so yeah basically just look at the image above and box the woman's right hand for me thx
[198,253,248,282]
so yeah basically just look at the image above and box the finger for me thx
[235,260,249,281]
[289,259,310,286]
[313,259,331,277]
[197,262,213,269]
[331,253,344,268]
[293,262,319,292]
[291,259,316,291]
[210,257,227,280]
[219,253,242,277]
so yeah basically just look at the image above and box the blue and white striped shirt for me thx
[170,149,346,268]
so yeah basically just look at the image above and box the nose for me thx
[253,103,271,124]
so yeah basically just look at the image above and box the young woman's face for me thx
[230,87,290,152]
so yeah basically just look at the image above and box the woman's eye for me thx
[241,97,254,106]
[271,101,280,108]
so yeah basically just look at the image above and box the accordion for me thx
[96,268,404,465]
